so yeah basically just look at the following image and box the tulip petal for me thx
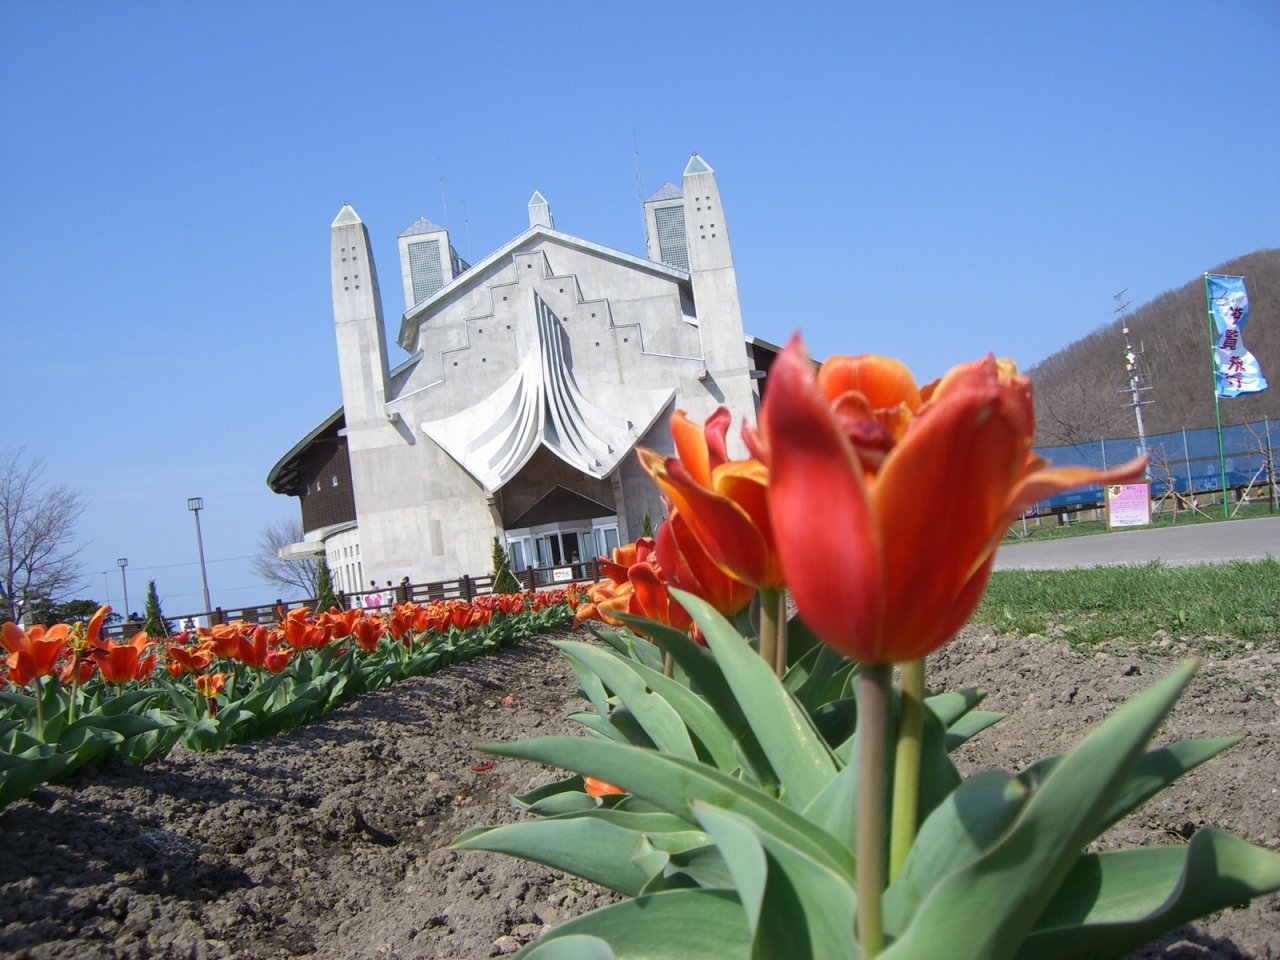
[763,335,885,661]
[818,355,922,411]
[638,448,774,588]
[671,411,713,487]
[874,379,1029,657]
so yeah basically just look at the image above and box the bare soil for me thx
[1,627,1277,959]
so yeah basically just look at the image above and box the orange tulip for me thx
[60,657,97,686]
[91,633,157,685]
[655,511,755,620]
[195,671,228,698]
[263,647,293,673]
[5,634,69,686]
[167,643,215,676]
[638,410,782,590]
[761,335,1148,663]
[351,617,383,653]
[583,776,625,799]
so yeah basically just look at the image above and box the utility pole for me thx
[117,558,130,622]
[188,498,213,615]
[1115,290,1153,474]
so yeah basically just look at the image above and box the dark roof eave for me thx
[266,407,345,494]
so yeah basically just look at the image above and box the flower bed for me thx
[0,588,584,807]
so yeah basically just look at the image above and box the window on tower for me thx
[654,205,689,271]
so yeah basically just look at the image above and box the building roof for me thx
[397,224,692,351]
[645,182,683,202]
[684,154,714,175]
[508,485,618,529]
[332,204,362,227]
[399,216,447,238]
[266,407,345,495]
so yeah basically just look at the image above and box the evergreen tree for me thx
[640,514,654,539]
[142,580,173,638]
[315,558,341,612]
[492,537,521,594]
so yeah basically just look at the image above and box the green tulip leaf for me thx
[793,646,851,712]
[482,736,855,883]
[782,643,823,694]
[526,792,599,816]
[520,934,616,960]
[672,590,838,811]
[553,642,698,762]
[1018,827,1280,960]
[561,648,614,719]
[944,710,1005,751]
[512,889,750,960]
[880,660,1200,960]
[512,774,587,810]
[785,615,823,669]
[694,801,858,960]
[454,816,708,896]
[884,770,1029,937]
[567,711,628,743]
[618,614,778,788]
[924,687,987,727]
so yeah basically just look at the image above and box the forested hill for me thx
[1028,249,1280,446]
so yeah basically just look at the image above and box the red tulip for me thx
[263,647,293,673]
[761,335,1148,663]
[167,643,215,677]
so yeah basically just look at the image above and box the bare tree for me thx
[252,518,319,598]
[1,448,86,623]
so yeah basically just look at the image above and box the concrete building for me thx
[268,154,779,592]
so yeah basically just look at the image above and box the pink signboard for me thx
[1106,482,1151,528]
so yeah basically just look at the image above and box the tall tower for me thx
[681,155,754,417]
[331,204,390,426]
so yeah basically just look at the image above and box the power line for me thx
[122,554,258,573]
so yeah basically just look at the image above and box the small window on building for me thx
[331,476,338,487]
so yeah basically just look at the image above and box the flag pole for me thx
[1204,274,1230,519]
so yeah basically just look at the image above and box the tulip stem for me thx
[857,662,890,958]
[33,677,45,740]
[889,657,926,882]
[758,588,785,678]
[663,651,674,679]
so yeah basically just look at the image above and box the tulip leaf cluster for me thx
[0,684,176,805]
[0,598,579,806]
[457,598,1280,960]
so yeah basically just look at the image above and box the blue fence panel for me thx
[1030,418,1274,513]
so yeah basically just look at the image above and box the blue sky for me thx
[2,2,1277,613]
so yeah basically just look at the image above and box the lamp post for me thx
[116,558,130,622]
[187,498,213,615]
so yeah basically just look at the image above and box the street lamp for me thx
[187,498,213,615]
[116,558,130,621]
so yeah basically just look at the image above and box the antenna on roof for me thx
[437,157,450,232]
[633,130,648,248]
[463,199,472,262]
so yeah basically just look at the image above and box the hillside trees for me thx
[1029,249,1280,446]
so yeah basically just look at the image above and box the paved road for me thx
[993,515,1280,570]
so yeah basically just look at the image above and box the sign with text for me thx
[1106,482,1151,528]
[552,566,575,583]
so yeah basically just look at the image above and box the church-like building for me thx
[267,154,778,593]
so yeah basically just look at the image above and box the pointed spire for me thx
[683,153,713,176]
[528,191,553,229]
[332,203,362,227]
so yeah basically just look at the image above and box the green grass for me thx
[1003,499,1275,544]
[974,559,1280,653]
